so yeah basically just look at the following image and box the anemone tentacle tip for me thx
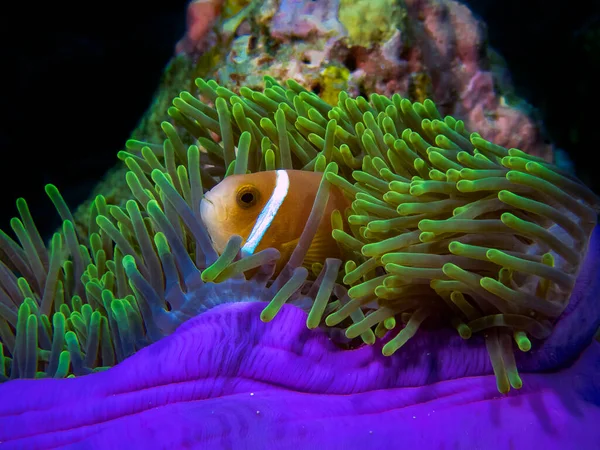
[0,76,599,401]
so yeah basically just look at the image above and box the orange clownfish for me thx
[200,170,350,273]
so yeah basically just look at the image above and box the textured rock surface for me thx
[201,0,552,158]
[70,0,556,234]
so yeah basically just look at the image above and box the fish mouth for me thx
[200,194,228,225]
[200,197,218,249]
[199,196,214,222]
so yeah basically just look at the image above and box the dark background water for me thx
[1,0,598,241]
[0,1,188,241]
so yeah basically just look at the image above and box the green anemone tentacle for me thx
[0,77,598,395]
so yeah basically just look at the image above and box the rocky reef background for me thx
[1,0,599,241]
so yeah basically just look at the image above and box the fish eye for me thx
[236,186,259,209]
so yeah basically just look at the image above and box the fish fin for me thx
[279,238,300,259]
[303,228,339,268]
[279,229,338,269]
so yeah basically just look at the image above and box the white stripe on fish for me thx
[241,170,289,257]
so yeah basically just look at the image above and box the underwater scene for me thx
[1,0,600,448]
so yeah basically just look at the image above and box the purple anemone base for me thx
[1,227,599,449]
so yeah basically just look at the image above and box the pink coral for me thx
[176,0,223,55]
[271,0,345,40]
[176,0,553,160]
[355,0,552,159]
[457,70,545,154]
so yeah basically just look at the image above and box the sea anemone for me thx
[0,77,597,397]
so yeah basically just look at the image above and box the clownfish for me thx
[200,170,350,273]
